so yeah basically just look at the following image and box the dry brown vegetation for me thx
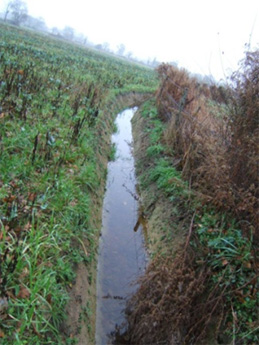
[124,252,224,345]
[118,52,258,345]
[156,51,258,237]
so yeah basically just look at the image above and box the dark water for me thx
[95,108,147,345]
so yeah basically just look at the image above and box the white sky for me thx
[1,0,258,81]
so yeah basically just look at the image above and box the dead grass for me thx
[122,243,228,345]
[118,54,258,345]
[155,54,258,237]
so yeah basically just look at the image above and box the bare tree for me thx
[75,33,88,45]
[3,1,12,21]
[117,43,126,56]
[102,42,110,52]
[51,27,60,35]
[6,0,28,26]
[25,16,48,32]
[126,51,133,59]
[62,26,74,41]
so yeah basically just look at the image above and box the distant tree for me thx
[169,61,178,67]
[126,51,133,59]
[7,0,28,26]
[95,44,103,50]
[150,58,159,68]
[25,16,48,32]
[82,36,88,46]
[117,43,126,56]
[51,27,60,35]
[74,33,88,45]
[102,42,110,52]
[3,1,12,21]
[62,26,74,40]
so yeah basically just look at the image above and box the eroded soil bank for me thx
[62,93,151,345]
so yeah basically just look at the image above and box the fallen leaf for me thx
[243,261,252,269]
[14,227,22,234]
[28,193,37,201]
[17,287,30,299]
[6,290,16,299]
[46,294,52,304]
[19,267,29,279]
[3,195,16,203]
[69,200,78,207]
[0,330,5,338]
[24,223,31,231]
[222,259,229,266]
[9,181,18,189]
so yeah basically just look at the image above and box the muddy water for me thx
[95,108,147,345]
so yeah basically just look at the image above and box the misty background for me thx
[0,0,258,81]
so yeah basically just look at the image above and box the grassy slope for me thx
[126,96,257,344]
[0,23,157,344]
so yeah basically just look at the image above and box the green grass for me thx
[0,22,158,344]
[195,211,257,343]
[137,99,257,344]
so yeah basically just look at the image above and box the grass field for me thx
[0,23,157,344]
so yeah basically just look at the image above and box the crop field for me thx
[0,23,157,344]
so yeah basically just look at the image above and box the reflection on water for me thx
[95,108,147,345]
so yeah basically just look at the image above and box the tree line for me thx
[1,0,165,68]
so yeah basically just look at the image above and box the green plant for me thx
[196,212,257,343]
[125,98,258,344]
[108,143,117,161]
[0,22,157,344]
[149,158,188,199]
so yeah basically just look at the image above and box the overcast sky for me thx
[1,0,258,81]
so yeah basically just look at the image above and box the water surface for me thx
[95,108,147,345]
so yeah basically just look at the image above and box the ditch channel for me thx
[95,108,148,344]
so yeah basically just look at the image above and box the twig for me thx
[31,133,38,163]
[182,212,196,264]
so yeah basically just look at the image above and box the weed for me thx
[195,212,257,343]
[149,158,188,198]
[0,22,157,344]
[108,143,117,161]
[146,143,164,157]
[155,58,258,235]
[123,97,258,344]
